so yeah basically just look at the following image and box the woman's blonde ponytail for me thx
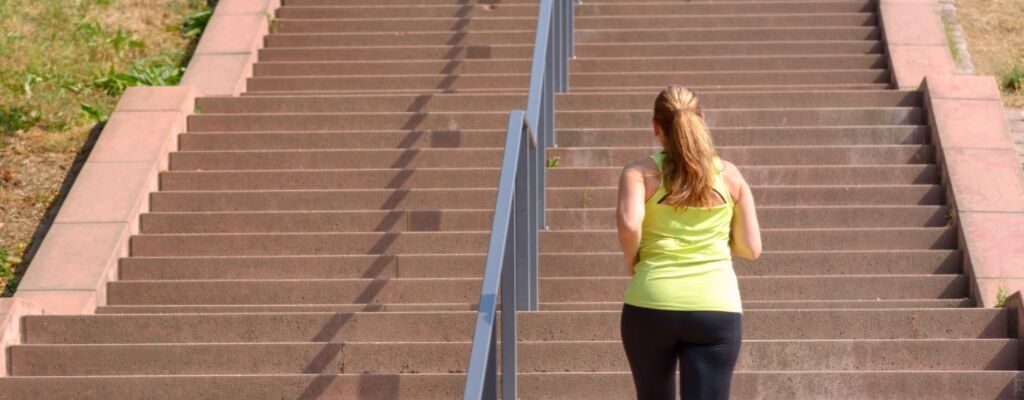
[653,86,718,208]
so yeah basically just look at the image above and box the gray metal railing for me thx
[462,0,574,399]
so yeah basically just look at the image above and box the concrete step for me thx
[261,27,882,49]
[22,308,1005,344]
[265,31,537,47]
[275,4,539,20]
[575,14,878,29]
[9,339,1012,376]
[250,55,887,77]
[148,185,945,212]
[168,146,934,171]
[233,83,895,96]
[186,108,921,132]
[194,91,920,114]
[94,298,976,314]
[272,14,878,34]
[255,41,882,62]
[576,26,881,43]
[575,2,875,16]
[104,274,967,305]
[177,126,930,151]
[541,228,956,252]
[157,165,938,191]
[127,227,955,257]
[138,205,949,235]
[244,70,890,92]
[274,2,873,20]
[273,17,537,33]
[117,250,961,280]
[0,371,1017,400]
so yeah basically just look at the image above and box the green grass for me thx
[546,156,561,168]
[940,13,962,65]
[0,0,210,296]
[0,0,208,140]
[995,283,1009,308]
[1000,64,1024,92]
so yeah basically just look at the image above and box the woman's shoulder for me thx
[718,158,746,197]
[623,156,659,174]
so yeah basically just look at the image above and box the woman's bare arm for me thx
[616,162,647,275]
[723,161,762,260]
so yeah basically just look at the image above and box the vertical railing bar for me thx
[514,125,531,312]
[485,322,496,400]
[525,0,554,139]
[569,0,576,60]
[501,193,518,400]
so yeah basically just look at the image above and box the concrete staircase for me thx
[1,0,1020,399]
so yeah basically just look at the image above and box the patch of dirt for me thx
[955,0,1024,107]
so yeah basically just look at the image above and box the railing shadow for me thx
[295,3,504,398]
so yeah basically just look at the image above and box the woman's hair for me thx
[653,85,718,208]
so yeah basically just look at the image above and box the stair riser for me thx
[158,166,938,191]
[177,127,930,151]
[94,299,976,314]
[104,275,966,305]
[244,71,890,92]
[275,5,538,19]
[10,340,1011,376]
[149,185,945,212]
[22,309,1004,345]
[273,3,873,20]
[139,206,948,234]
[128,228,956,257]
[194,92,920,114]
[186,109,922,132]
[1,372,1016,400]
[540,229,956,252]
[168,146,935,171]
[261,28,881,49]
[250,56,888,77]
[272,15,879,34]
[255,42,882,62]
[117,251,961,280]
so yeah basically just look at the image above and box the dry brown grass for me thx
[955,0,1024,107]
[0,0,206,294]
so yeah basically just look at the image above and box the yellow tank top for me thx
[623,152,743,313]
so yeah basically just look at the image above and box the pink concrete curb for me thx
[923,75,1024,307]
[884,0,1024,308]
[3,0,280,376]
[879,0,956,89]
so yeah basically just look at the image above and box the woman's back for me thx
[623,152,742,313]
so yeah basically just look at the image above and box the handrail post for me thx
[515,126,531,312]
[502,194,518,399]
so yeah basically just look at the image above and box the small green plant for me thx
[181,9,213,39]
[1000,65,1024,92]
[79,102,109,123]
[995,283,1009,308]
[267,12,279,33]
[0,248,16,293]
[945,207,957,227]
[546,156,561,168]
[581,187,591,209]
[0,106,41,136]
[107,28,146,56]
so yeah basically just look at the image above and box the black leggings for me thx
[620,304,742,400]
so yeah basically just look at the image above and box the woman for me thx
[616,85,762,400]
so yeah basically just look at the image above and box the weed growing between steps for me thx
[0,0,211,296]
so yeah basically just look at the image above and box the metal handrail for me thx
[462,0,573,399]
